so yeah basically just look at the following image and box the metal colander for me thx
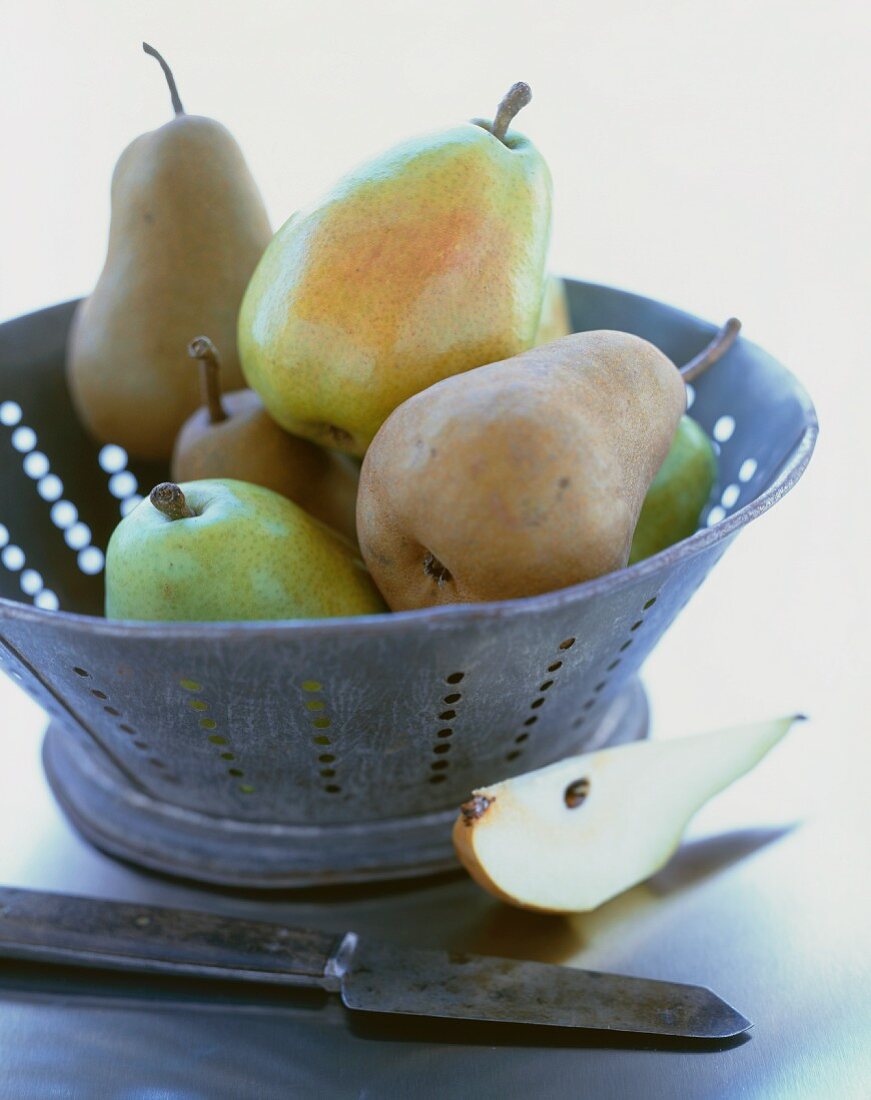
[0,280,818,886]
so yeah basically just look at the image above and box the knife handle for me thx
[0,886,349,990]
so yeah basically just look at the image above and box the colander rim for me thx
[0,365,818,639]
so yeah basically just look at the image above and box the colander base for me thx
[42,677,649,889]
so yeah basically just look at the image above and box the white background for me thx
[0,1,868,846]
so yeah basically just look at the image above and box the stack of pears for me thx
[86,58,736,623]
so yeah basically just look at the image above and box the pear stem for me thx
[188,336,228,424]
[143,42,185,117]
[491,82,532,143]
[680,318,742,383]
[150,483,193,521]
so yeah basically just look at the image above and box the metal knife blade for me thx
[0,886,749,1038]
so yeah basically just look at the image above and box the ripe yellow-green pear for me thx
[357,330,686,609]
[453,715,801,913]
[105,480,384,622]
[172,337,359,543]
[67,44,272,460]
[534,275,572,346]
[238,82,552,456]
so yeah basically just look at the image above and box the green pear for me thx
[356,330,687,609]
[238,82,552,456]
[629,415,718,564]
[105,480,384,621]
[453,716,800,912]
[533,275,572,346]
[67,44,272,460]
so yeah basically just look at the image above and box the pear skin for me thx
[105,480,384,622]
[453,716,800,912]
[533,275,572,346]
[630,415,718,563]
[67,45,272,460]
[238,84,552,456]
[356,331,686,609]
[172,338,359,543]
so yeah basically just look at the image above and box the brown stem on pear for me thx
[460,794,492,824]
[680,317,742,383]
[491,82,532,143]
[142,42,185,116]
[150,482,193,521]
[187,336,228,424]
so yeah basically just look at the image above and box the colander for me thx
[0,279,818,887]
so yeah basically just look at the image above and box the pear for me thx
[356,330,687,609]
[105,480,385,621]
[453,716,800,913]
[67,44,272,460]
[533,275,572,346]
[172,337,359,543]
[629,415,717,563]
[238,82,552,456]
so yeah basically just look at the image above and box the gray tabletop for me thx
[0,670,868,1100]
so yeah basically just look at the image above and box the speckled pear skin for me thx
[238,122,552,456]
[533,275,572,346]
[171,390,360,544]
[357,331,686,610]
[629,415,718,563]
[67,116,272,460]
[105,480,385,621]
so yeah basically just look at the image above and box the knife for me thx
[0,886,749,1039]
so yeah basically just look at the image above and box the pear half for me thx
[453,716,800,912]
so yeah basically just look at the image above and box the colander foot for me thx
[41,678,648,889]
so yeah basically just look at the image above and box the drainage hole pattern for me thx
[1,401,105,587]
[506,637,576,764]
[571,594,659,731]
[301,680,342,795]
[429,671,465,785]
[70,664,178,783]
[180,678,253,794]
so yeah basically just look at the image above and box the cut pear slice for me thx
[453,716,801,913]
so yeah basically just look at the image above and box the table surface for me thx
[1,668,868,1100]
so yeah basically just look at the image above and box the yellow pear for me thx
[67,44,272,460]
[534,275,572,345]
[356,331,686,609]
[453,716,800,912]
[238,83,552,456]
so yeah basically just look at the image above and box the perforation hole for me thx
[515,733,529,744]
[547,661,562,672]
[64,522,91,550]
[539,680,554,691]
[431,760,449,771]
[524,716,538,727]
[104,706,120,716]
[630,620,643,631]
[90,689,107,700]
[324,784,342,794]
[429,774,447,785]
[619,640,633,652]
[436,728,453,738]
[109,471,138,499]
[530,698,545,709]
[559,638,576,650]
[721,484,740,509]
[643,597,657,609]
[443,693,462,704]
[34,590,59,611]
[0,401,22,426]
[505,750,522,762]
[445,672,465,684]
[73,667,89,677]
[37,474,63,501]
[433,743,451,755]
[713,415,735,442]
[438,709,456,721]
[19,569,42,596]
[51,501,77,529]
[739,458,757,482]
[23,451,49,479]
[99,445,128,473]
[707,505,726,526]
[11,427,36,453]
[78,546,103,575]
[1,545,25,571]
[606,660,621,672]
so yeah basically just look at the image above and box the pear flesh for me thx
[357,330,687,609]
[238,115,552,456]
[453,716,799,913]
[105,480,384,621]
[67,50,272,460]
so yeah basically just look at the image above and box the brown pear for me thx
[172,338,359,544]
[67,43,272,460]
[357,331,686,609]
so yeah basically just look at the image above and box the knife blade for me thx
[0,886,749,1038]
